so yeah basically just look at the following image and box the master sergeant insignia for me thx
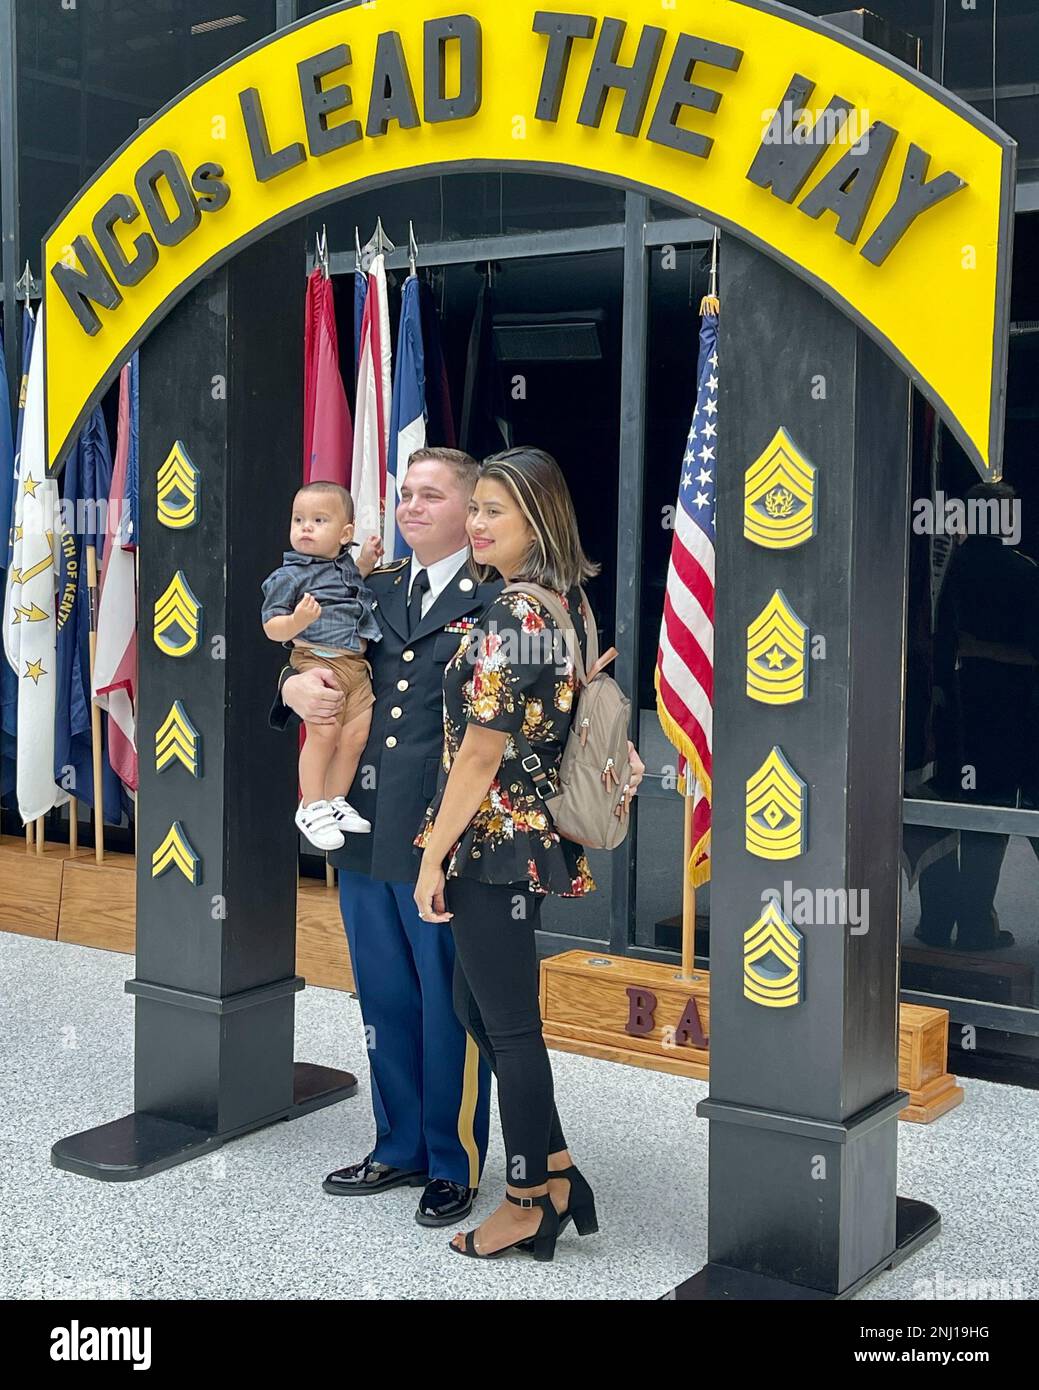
[744,901,804,1009]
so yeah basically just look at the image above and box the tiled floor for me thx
[2,932,1036,1301]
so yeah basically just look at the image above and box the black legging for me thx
[447,877,567,1190]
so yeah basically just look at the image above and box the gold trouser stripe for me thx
[456,1035,481,1189]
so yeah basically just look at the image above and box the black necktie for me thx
[408,569,430,635]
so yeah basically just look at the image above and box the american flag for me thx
[655,309,718,886]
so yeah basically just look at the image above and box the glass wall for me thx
[15,0,277,261]
[792,0,1039,169]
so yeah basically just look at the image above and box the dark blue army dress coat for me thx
[271,556,502,883]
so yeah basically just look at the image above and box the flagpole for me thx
[35,813,43,854]
[683,244,721,980]
[86,542,105,862]
[69,797,78,854]
[681,786,696,981]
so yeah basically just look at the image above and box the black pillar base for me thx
[50,1062,357,1183]
[668,1197,941,1301]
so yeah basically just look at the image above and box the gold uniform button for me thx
[391,707,403,720]
[397,680,409,692]
[403,650,415,663]
[385,736,398,749]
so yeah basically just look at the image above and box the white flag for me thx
[352,253,392,554]
[2,306,69,823]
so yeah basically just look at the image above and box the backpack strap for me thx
[503,582,594,686]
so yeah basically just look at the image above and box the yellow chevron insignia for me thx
[744,901,804,1009]
[151,821,202,884]
[155,701,201,778]
[157,441,201,530]
[746,747,808,860]
[154,571,202,657]
[747,591,810,705]
[744,427,818,550]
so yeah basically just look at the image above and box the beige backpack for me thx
[503,584,633,852]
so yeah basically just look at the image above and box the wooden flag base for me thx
[540,951,963,1124]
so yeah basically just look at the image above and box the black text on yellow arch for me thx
[50,15,484,339]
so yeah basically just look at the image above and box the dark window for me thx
[15,0,277,259]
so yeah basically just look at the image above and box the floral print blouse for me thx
[414,587,597,897]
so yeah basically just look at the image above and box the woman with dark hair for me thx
[413,447,643,1261]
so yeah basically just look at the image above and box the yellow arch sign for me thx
[43,0,1015,476]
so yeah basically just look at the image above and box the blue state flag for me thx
[387,274,427,559]
[53,405,125,822]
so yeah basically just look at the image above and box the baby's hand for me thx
[358,536,384,576]
[294,592,321,629]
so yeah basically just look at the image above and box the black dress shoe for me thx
[415,1179,477,1227]
[323,1154,428,1196]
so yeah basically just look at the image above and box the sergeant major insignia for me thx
[156,441,200,530]
[746,746,808,861]
[744,427,818,550]
[743,901,804,1009]
[747,590,809,705]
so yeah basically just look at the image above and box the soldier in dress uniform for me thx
[270,449,499,1227]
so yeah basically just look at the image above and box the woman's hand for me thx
[617,740,646,819]
[282,670,345,725]
[414,851,452,924]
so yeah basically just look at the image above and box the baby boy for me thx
[262,482,383,851]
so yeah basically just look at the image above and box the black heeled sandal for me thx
[548,1165,599,1237]
[449,1191,560,1262]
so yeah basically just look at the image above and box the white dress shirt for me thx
[408,546,472,619]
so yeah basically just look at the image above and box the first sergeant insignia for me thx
[745,746,808,861]
[743,901,804,1009]
[154,571,202,657]
[747,590,809,705]
[156,440,200,530]
[744,427,818,550]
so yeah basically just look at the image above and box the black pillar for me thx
[672,7,939,1302]
[674,234,938,1298]
[52,226,356,1181]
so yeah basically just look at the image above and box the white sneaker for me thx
[329,796,372,834]
[295,799,346,851]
